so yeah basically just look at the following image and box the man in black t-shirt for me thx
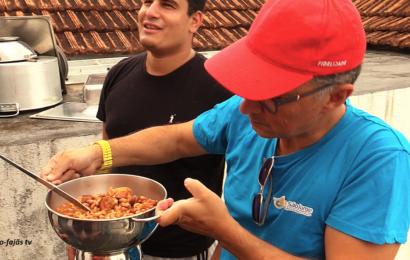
[67,0,232,259]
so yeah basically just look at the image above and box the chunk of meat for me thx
[115,191,129,199]
[129,195,140,206]
[107,187,132,197]
[100,197,118,211]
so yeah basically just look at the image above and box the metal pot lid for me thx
[0,36,21,42]
[0,37,37,63]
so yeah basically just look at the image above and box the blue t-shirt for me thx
[193,95,410,260]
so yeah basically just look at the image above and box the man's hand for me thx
[155,178,232,239]
[41,146,102,184]
[67,245,76,260]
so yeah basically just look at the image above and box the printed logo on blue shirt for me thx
[273,196,313,217]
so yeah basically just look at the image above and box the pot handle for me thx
[131,213,162,222]
[0,103,19,117]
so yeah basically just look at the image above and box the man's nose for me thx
[239,99,264,115]
[146,1,161,18]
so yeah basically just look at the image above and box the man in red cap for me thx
[42,0,410,259]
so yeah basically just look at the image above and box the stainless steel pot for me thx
[0,56,62,116]
[45,174,167,255]
[0,36,37,63]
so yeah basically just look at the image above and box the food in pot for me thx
[55,187,158,219]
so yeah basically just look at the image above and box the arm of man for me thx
[41,120,207,184]
[156,179,402,260]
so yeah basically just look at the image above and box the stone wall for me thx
[0,134,101,259]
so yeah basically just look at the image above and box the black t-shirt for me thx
[97,52,233,257]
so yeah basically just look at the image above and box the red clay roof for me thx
[0,0,264,56]
[354,0,410,50]
[1,0,410,56]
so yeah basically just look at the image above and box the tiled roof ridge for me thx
[2,8,256,33]
[2,0,409,55]
[0,0,260,12]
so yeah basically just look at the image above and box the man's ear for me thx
[322,84,354,113]
[189,11,203,33]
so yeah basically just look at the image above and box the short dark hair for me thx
[310,64,362,99]
[187,0,207,16]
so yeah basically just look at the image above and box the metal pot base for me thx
[75,245,142,260]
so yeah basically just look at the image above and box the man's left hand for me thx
[155,178,232,239]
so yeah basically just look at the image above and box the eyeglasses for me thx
[259,84,335,115]
[252,157,274,226]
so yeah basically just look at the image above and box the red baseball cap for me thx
[205,0,366,101]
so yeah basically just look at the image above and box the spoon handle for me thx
[0,155,91,212]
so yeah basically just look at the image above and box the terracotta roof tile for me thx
[364,16,396,31]
[63,31,84,54]
[389,17,410,32]
[102,11,123,30]
[80,31,102,53]
[194,31,212,50]
[202,28,225,49]
[218,10,240,27]
[73,0,91,11]
[226,0,245,10]
[387,32,410,47]
[374,16,403,31]
[211,10,234,27]
[368,30,399,45]
[124,10,138,28]
[228,9,251,26]
[89,30,109,52]
[385,1,410,17]
[354,0,410,50]
[399,37,410,48]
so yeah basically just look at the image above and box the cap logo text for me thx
[317,60,347,67]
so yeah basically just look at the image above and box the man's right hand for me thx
[41,145,102,185]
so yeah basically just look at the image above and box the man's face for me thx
[239,82,330,139]
[138,0,197,55]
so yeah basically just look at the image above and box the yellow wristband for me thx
[91,140,113,174]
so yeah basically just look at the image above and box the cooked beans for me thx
[55,187,158,220]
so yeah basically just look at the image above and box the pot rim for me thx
[45,202,157,222]
[0,36,20,42]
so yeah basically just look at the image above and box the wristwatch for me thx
[90,140,113,174]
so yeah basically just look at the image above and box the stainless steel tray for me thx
[83,73,106,105]
[30,103,101,123]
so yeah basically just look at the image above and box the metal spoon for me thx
[0,155,91,212]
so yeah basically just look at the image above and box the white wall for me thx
[350,88,410,139]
